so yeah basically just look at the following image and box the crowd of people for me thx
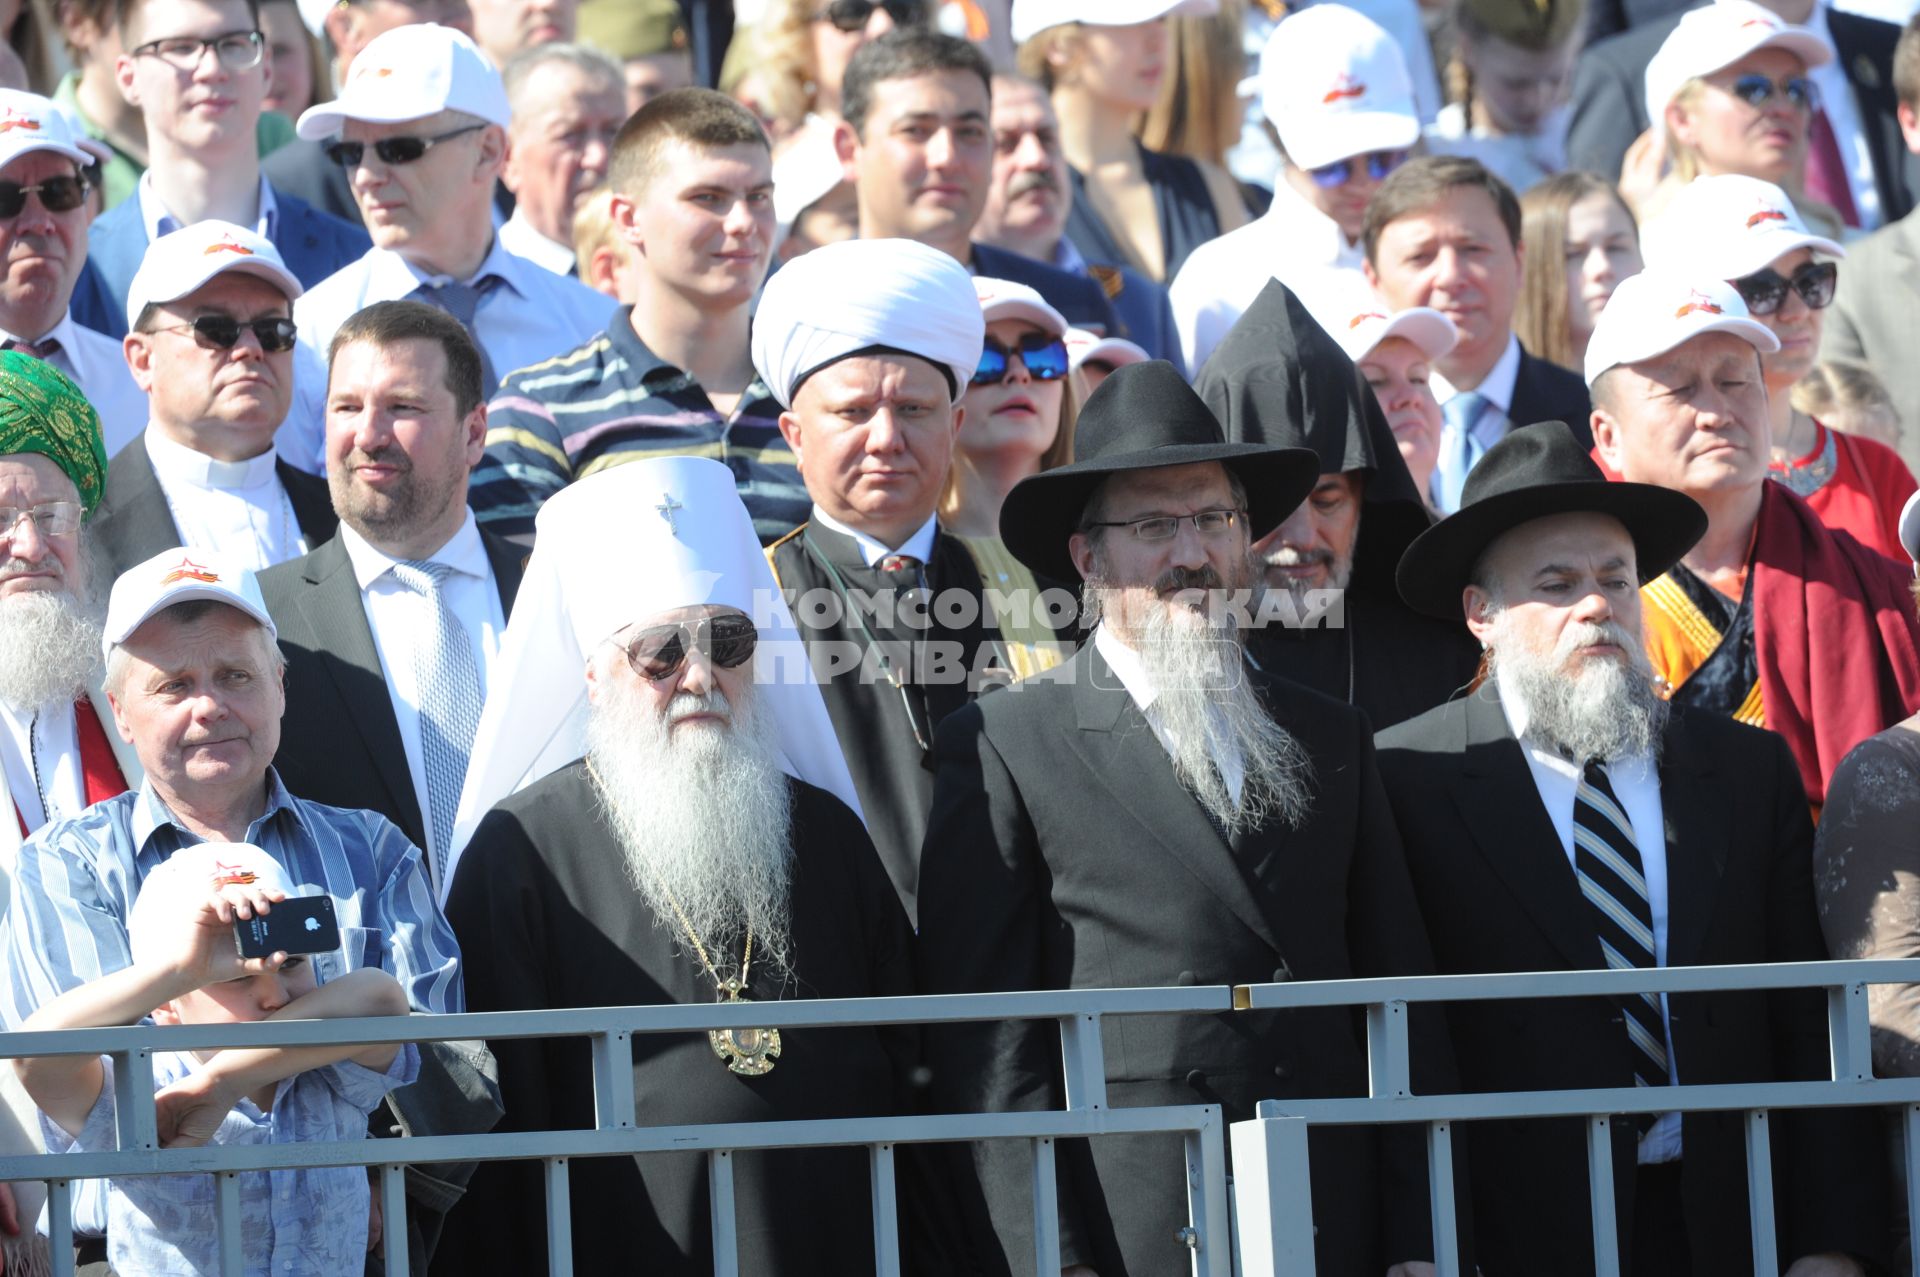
[0,0,1914,1269]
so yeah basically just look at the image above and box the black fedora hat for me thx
[1396,422,1708,620]
[998,360,1320,584]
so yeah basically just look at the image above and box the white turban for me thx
[443,456,862,897]
[751,238,985,407]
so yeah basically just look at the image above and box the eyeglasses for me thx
[1307,149,1408,189]
[1731,260,1837,315]
[130,30,264,72]
[152,315,299,353]
[812,0,920,30]
[974,333,1069,385]
[618,613,759,682]
[1717,73,1819,113]
[0,174,89,219]
[0,502,80,542]
[1085,508,1246,543]
[322,123,486,169]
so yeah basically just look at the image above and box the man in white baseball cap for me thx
[1169,4,1418,374]
[292,22,613,400]
[88,220,339,582]
[1590,269,1920,812]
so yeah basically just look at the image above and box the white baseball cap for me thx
[975,277,1068,338]
[1064,326,1149,371]
[103,549,278,665]
[128,843,297,967]
[0,90,95,173]
[1010,0,1218,47]
[1332,303,1457,366]
[1257,5,1419,172]
[1640,173,1844,281]
[1583,271,1780,387]
[125,220,303,334]
[297,0,337,37]
[1643,0,1832,137]
[295,23,510,139]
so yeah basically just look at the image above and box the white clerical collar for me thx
[1496,674,1655,783]
[1431,331,1522,414]
[339,510,490,591]
[497,208,576,276]
[1094,623,1159,714]
[144,429,279,491]
[809,505,938,567]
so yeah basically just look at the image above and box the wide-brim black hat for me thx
[1396,421,1708,621]
[998,360,1320,585]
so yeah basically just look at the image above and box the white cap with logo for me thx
[124,219,303,334]
[1257,4,1420,171]
[974,277,1069,338]
[1583,271,1780,387]
[103,549,278,666]
[1640,173,1845,281]
[1643,0,1832,137]
[295,23,510,139]
[0,89,95,172]
[1010,0,1218,47]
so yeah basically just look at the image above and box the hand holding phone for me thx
[234,894,341,959]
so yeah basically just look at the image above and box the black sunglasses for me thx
[813,0,919,30]
[1720,72,1819,113]
[0,175,89,219]
[1731,260,1837,315]
[620,613,758,682]
[322,122,485,169]
[153,315,299,353]
[974,333,1069,385]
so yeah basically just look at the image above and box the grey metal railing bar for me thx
[1031,1136,1060,1275]
[216,1170,242,1277]
[379,1163,408,1277]
[1744,1110,1776,1275]
[870,1142,899,1273]
[543,1156,571,1276]
[709,1149,737,1276]
[1425,1120,1458,1277]
[1585,1117,1620,1277]
[45,1179,71,1277]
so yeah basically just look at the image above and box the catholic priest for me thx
[752,237,1074,925]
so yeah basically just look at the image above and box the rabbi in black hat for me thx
[917,359,1466,1277]
[1374,422,1890,1276]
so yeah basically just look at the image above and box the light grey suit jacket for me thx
[1822,210,1920,476]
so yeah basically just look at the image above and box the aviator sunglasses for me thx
[0,175,89,219]
[1308,149,1408,189]
[1731,260,1837,315]
[812,0,920,30]
[973,333,1069,385]
[323,122,486,169]
[152,315,299,353]
[618,614,759,683]
[1717,73,1819,113]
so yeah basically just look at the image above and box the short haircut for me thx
[841,28,991,140]
[104,599,285,696]
[327,300,486,419]
[502,41,624,130]
[1362,154,1523,266]
[609,86,768,195]
[116,0,262,46]
[1897,12,1920,113]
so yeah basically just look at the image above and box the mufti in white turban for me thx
[751,238,986,407]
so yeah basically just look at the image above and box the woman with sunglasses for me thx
[740,0,924,136]
[1644,174,1916,560]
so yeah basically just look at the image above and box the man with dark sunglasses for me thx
[88,219,337,582]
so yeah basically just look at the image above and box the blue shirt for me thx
[43,1046,419,1277]
[4,771,464,1027]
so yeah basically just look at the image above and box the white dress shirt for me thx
[0,312,146,458]
[1169,179,1368,375]
[0,700,84,832]
[1431,332,1524,512]
[1094,624,1246,804]
[810,506,938,566]
[136,171,279,241]
[337,514,505,859]
[143,431,306,572]
[1807,0,1884,230]
[1500,680,1682,1164]
[497,209,576,276]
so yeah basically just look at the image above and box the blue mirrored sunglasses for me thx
[974,334,1069,385]
[1308,149,1409,189]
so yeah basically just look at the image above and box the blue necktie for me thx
[1435,391,1490,514]
[389,560,483,888]
[409,277,499,394]
[1573,761,1669,1091]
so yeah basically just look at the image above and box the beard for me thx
[1488,612,1669,764]
[330,444,466,547]
[0,564,102,712]
[584,676,797,985]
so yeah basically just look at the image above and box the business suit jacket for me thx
[1510,345,1594,447]
[1375,688,1890,1274]
[972,241,1121,339]
[72,184,372,338]
[88,432,338,582]
[257,529,525,850]
[1821,207,1920,473]
[917,644,1462,1277]
[262,138,360,225]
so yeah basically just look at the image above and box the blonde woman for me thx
[740,0,925,133]
[1514,171,1641,373]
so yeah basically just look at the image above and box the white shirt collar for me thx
[1496,674,1655,782]
[0,308,80,350]
[367,234,533,301]
[1262,176,1360,267]
[1093,622,1158,713]
[143,428,279,491]
[809,505,938,567]
[339,510,490,590]
[497,209,576,276]
[137,171,277,242]
[1432,331,1522,415]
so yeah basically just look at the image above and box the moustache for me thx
[667,690,732,726]
[1005,171,1061,201]
[349,446,414,474]
[1261,545,1332,569]
[0,555,62,581]
[1154,566,1225,597]
[1557,619,1636,661]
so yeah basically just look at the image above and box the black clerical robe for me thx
[1252,590,1481,731]
[438,763,929,1276]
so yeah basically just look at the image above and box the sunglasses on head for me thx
[322,122,486,169]
[153,315,299,353]
[619,613,759,683]
[0,175,89,220]
[1731,260,1837,315]
[974,333,1069,386]
[1719,72,1819,113]
[812,0,920,30]
[1308,149,1408,189]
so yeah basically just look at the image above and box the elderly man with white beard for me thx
[1374,422,1890,1274]
[916,359,1463,1277]
[438,455,947,1276]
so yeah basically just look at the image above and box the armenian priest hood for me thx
[752,238,1074,924]
[1197,281,1480,729]
[438,457,936,1275]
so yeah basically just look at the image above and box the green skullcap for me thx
[0,350,107,513]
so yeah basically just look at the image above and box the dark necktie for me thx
[410,277,500,393]
[4,336,60,361]
[1573,761,1669,1091]
[1806,108,1861,229]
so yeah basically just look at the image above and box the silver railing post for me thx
[1744,1110,1777,1275]
[710,1148,739,1277]
[1587,1116,1622,1277]
[543,1157,572,1276]
[1829,982,1872,1082]
[216,1170,243,1276]
[110,1046,156,1154]
[871,1142,900,1276]
[1059,1012,1109,1112]
[590,1029,636,1131]
[1426,1121,1460,1277]
[46,1178,73,1277]
[1032,1136,1062,1274]
[1187,1108,1231,1277]
[1366,999,1411,1099]
[1228,1109,1316,1276]
[380,1163,410,1277]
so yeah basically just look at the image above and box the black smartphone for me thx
[233,894,341,959]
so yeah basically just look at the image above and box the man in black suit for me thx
[834,29,1122,338]
[1375,423,1889,1274]
[918,360,1460,1277]
[1363,156,1591,515]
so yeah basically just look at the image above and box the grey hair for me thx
[103,600,286,697]
[503,42,624,124]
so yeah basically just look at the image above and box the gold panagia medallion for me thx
[711,981,782,1076]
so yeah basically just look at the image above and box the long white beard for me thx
[1489,613,1669,764]
[585,680,797,984]
[0,587,102,712]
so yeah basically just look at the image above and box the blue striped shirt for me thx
[467,308,809,544]
[4,771,463,1027]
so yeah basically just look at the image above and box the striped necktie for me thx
[389,559,484,889]
[1573,760,1669,1090]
